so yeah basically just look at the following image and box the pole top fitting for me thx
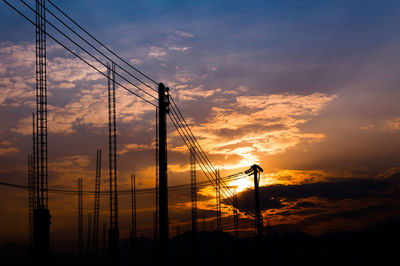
[251,164,264,172]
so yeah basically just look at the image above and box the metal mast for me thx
[107,62,119,265]
[233,188,239,240]
[155,108,159,242]
[158,83,169,265]
[33,1,51,264]
[190,149,198,266]
[251,164,263,239]
[216,170,222,233]
[93,149,102,261]
[154,108,159,265]
[78,178,83,264]
[130,173,137,265]
[29,113,36,250]
[28,155,34,245]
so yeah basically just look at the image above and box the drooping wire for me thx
[2,0,156,107]
[168,104,256,219]
[167,109,257,228]
[47,0,159,87]
[29,0,157,96]
[0,172,251,195]
[19,0,157,101]
[3,0,259,226]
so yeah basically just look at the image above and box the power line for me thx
[3,0,260,231]
[19,0,157,101]
[47,0,159,86]
[2,0,157,107]
[168,105,257,220]
[29,0,157,96]
[0,173,250,195]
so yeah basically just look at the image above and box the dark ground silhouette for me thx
[1,215,400,265]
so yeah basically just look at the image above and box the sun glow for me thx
[229,177,254,193]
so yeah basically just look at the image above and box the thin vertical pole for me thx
[233,188,239,240]
[252,165,263,239]
[78,178,83,264]
[28,155,33,246]
[130,173,137,265]
[158,83,169,265]
[154,107,159,264]
[190,149,198,266]
[93,149,102,262]
[108,62,119,265]
[155,107,159,241]
[133,175,137,241]
[33,1,51,263]
[32,112,36,209]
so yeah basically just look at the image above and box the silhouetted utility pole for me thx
[107,62,119,265]
[233,187,239,266]
[130,173,137,265]
[28,155,34,246]
[154,109,159,265]
[215,170,223,266]
[190,149,198,266]
[216,170,222,233]
[28,113,36,253]
[78,178,83,264]
[33,1,51,264]
[155,108,159,242]
[233,187,239,240]
[251,164,263,240]
[93,149,102,263]
[158,82,169,265]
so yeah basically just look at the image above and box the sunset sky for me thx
[1,0,400,245]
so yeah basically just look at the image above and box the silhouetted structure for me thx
[154,110,159,265]
[0,2,271,265]
[251,164,263,239]
[28,113,36,252]
[216,170,222,233]
[158,83,169,265]
[215,170,223,266]
[33,1,51,265]
[107,62,120,265]
[92,149,102,262]
[130,173,137,265]
[233,188,239,240]
[155,108,159,242]
[78,178,83,264]
[190,149,198,266]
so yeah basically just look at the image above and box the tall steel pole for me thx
[130,173,137,265]
[108,62,119,265]
[93,149,102,262]
[33,1,51,264]
[158,83,169,265]
[251,164,263,239]
[190,149,198,266]
[78,178,83,264]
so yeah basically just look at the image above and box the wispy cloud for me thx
[148,46,167,61]
[180,92,337,169]
[175,30,195,38]
[168,46,191,52]
[382,117,400,132]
